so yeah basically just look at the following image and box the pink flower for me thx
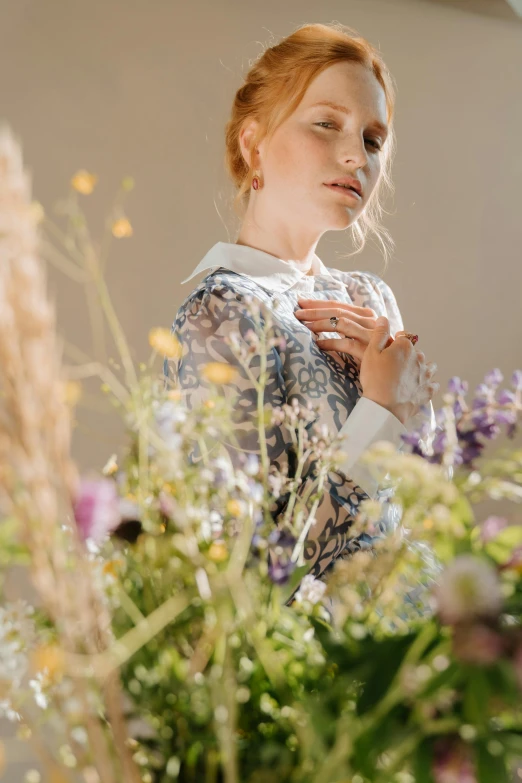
[72,477,121,543]
[432,737,477,783]
[480,515,508,543]
[452,623,505,665]
[159,489,180,522]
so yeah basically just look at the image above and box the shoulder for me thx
[172,270,271,330]
[326,267,404,334]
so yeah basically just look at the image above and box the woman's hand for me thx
[294,299,439,423]
[360,318,440,425]
[294,298,380,364]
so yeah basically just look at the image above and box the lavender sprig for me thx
[403,369,522,470]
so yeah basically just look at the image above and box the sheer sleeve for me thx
[361,271,404,335]
[163,280,371,581]
[356,272,438,462]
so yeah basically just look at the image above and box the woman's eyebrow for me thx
[309,100,389,137]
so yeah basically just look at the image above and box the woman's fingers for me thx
[296,299,377,318]
[295,308,377,332]
[304,315,375,345]
[419,361,438,384]
[415,380,440,405]
[317,337,366,362]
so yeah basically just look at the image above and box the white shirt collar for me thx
[180,241,336,294]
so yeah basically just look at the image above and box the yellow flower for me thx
[103,560,118,577]
[208,542,228,562]
[167,389,182,402]
[16,724,32,741]
[102,453,118,476]
[423,518,434,530]
[30,644,65,680]
[201,362,237,384]
[149,328,182,358]
[162,482,176,495]
[111,217,133,238]
[226,499,242,517]
[203,400,215,409]
[71,169,98,195]
[62,380,82,407]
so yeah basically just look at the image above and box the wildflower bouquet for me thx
[0,124,521,783]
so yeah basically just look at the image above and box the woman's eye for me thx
[314,122,382,151]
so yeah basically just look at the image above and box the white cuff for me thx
[336,396,407,499]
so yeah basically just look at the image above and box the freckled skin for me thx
[235,60,388,265]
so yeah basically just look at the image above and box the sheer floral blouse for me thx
[163,241,435,582]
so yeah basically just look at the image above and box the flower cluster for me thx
[403,369,522,469]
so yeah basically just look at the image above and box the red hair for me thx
[224,22,398,268]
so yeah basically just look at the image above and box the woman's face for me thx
[246,61,389,240]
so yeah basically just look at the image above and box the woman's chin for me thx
[325,210,358,230]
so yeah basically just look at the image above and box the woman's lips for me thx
[324,183,362,200]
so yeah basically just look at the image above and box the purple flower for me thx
[484,368,503,388]
[268,528,296,548]
[512,370,522,391]
[469,409,490,428]
[452,399,465,418]
[474,383,491,401]
[498,389,516,405]
[267,528,297,585]
[402,368,522,467]
[495,409,517,426]
[448,377,468,395]
[72,477,121,543]
[400,431,424,449]
[268,558,297,585]
[433,430,448,453]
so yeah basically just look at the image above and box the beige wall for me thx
[0,0,521,777]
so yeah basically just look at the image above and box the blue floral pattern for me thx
[164,264,405,580]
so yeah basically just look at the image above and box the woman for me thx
[164,22,439,582]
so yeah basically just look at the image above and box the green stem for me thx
[66,593,190,678]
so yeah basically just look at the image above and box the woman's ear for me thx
[238,118,260,169]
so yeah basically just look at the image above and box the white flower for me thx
[433,555,503,624]
[0,600,36,687]
[200,510,224,542]
[29,672,49,709]
[294,574,327,606]
[249,482,264,503]
[244,454,260,476]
